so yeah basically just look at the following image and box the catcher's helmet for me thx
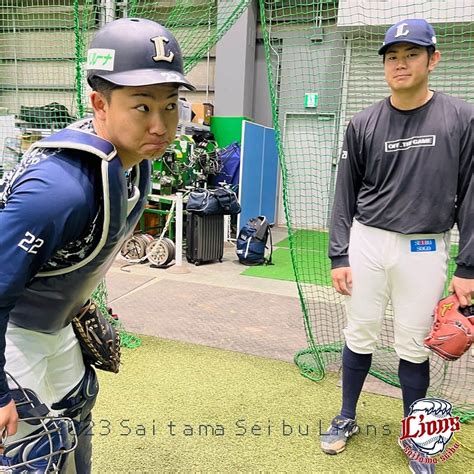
[0,373,77,473]
[86,18,195,90]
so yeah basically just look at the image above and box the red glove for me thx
[424,294,474,361]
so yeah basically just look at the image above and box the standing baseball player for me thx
[322,19,473,474]
[0,18,194,472]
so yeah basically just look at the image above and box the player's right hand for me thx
[0,399,19,437]
[331,267,352,295]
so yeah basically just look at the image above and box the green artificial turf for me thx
[93,336,474,472]
[273,229,329,251]
[241,247,332,286]
[241,229,331,285]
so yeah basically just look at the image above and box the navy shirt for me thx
[0,149,100,403]
[329,92,474,278]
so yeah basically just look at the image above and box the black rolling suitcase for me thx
[186,213,224,265]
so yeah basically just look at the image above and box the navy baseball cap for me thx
[378,19,437,55]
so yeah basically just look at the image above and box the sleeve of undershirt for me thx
[0,157,95,404]
[454,111,474,278]
[328,121,365,269]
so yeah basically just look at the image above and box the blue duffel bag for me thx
[186,187,241,215]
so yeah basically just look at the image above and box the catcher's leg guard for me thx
[52,365,99,474]
[2,375,78,473]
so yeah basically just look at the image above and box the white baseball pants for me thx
[344,219,450,363]
[4,323,85,442]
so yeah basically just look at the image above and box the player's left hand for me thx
[0,399,18,438]
[448,276,474,307]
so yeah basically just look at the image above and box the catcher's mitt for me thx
[72,301,121,373]
[424,294,474,361]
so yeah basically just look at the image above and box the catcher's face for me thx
[383,43,440,95]
[91,84,179,168]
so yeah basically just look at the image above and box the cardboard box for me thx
[20,133,42,152]
[138,204,162,236]
[191,103,214,126]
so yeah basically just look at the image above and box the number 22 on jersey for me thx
[18,231,44,254]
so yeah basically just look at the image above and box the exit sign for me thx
[304,93,319,108]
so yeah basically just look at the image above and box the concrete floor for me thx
[106,226,307,363]
[105,226,400,399]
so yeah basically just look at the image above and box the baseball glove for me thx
[424,294,474,361]
[72,301,121,373]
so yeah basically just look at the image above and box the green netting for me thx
[71,0,252,116]
[259,1,473,420]
[128,0,251,74]
[0,0,249,346]
[91,279,142,349]
[0,0,250,172]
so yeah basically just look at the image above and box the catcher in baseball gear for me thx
[72,301,121,373]
[424,294,474,361]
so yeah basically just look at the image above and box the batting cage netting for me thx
[0,0,250,347]
[0,1,472,419]
[258,0,473,421]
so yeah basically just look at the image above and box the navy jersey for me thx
[0,119,151,404]
[329,92,474,278]
[0,149,100,404]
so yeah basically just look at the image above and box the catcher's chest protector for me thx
[8,126,150,333]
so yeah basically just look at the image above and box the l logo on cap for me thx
[151,36,174,63]
[395,23,409,38]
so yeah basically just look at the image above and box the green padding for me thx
[241,247,332,286]
[93,336,474,472]
[275,229,329,251]
[210,116,253,148]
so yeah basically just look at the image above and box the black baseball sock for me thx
[340,345,372,420]
[398,358,430,417]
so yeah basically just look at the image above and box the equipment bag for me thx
[236,216,273,266]
[186,187,241,215]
